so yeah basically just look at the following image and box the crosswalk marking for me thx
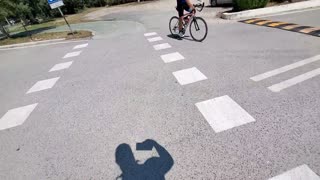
[268,68,320,92]
[0,103,38,130]
[144,32,157,37]
[73,43,88,49]
[172,67,207,85]
[269,164,320,180]
[27,77,60,94]
[63,51,82,59]
[250,54,320,82]
[153,43,171,50]
[161,52,185,63]
[196,95,255,133]
[147,37,163,42]
[244,19,261,23]
[49,61,73,72]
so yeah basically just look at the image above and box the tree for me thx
[15,1,33,39]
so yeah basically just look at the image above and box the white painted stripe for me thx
[153,43,171,50]
[251,54,320,82]
[147,37,163,42]
[172,67,207,85]
[73,43,88,49]
[49,61,73,72]
[0,103,38,130]
[144,32,157,37]
[269,164,320,180]
[268,68,320,92]
[196,95,255,133]
[63,51,82,58]
[27,77,60,94]
[161,52,185,63]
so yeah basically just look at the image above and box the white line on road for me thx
[161,52,185,63]
[172,67,207,85]
[73,43,88,49]
[153,43,171,51]
[196,95,256,133]
[49,61,73,72]
[0,103,38,130]
[268,68,320,92]
[147,37,163,42]
[27,77,60,94]
[250,54,320,82]
[63,51,82,59]
[268,164,320,180]
[144,32,157,37]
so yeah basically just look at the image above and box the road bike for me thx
[169,1,208,42]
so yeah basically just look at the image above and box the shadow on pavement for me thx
[115,139,174,180]
[167,34,201,42]
[10,26,56,38]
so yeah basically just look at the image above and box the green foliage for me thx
[233,0,269,11]
[0,0,15,21]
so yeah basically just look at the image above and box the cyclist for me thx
[176,0,195,37]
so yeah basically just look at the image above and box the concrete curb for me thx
[221,0,320,20]
[0,38,66,49]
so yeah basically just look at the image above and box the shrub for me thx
[233,0,269,11]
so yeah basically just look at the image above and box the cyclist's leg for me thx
[177,4,184,31]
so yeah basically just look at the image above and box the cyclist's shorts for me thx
[177,3,191,17]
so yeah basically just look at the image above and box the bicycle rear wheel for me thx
[189,17,208,42]
[169,16,180,35]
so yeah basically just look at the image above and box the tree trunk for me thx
[20,18,33,41]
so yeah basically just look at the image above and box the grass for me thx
[8,7,104,34]
[0,30,92,46]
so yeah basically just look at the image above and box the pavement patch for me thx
[240,18,320,37]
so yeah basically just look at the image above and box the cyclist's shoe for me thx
[178,31,185,38]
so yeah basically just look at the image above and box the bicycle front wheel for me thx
[169,16,180,35]
[189,17,208,42]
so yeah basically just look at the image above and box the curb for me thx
[221,0,320,20]
[0,38,66,49]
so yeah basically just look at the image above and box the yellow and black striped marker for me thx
[240,18,320,37]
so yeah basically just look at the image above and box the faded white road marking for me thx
[251,54,320,82]
[147,37,163,42]
[73,43,88,49]
[172,67,207,85]
[49,61,73,72]
[161,52,185,63]
[0,103,38,130]
[63,51,82,58]
[269,164,320,180]
[196,95,255,133]
[144,32,157,37]
[268,68,320,92]
[153,43,171,50]
[27,77,60,94]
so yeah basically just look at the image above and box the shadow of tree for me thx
[115,139,174,180]
[10,26,56,38]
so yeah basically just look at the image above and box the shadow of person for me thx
[115,139,174,180]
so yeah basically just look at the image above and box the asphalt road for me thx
[0,6,320,180]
